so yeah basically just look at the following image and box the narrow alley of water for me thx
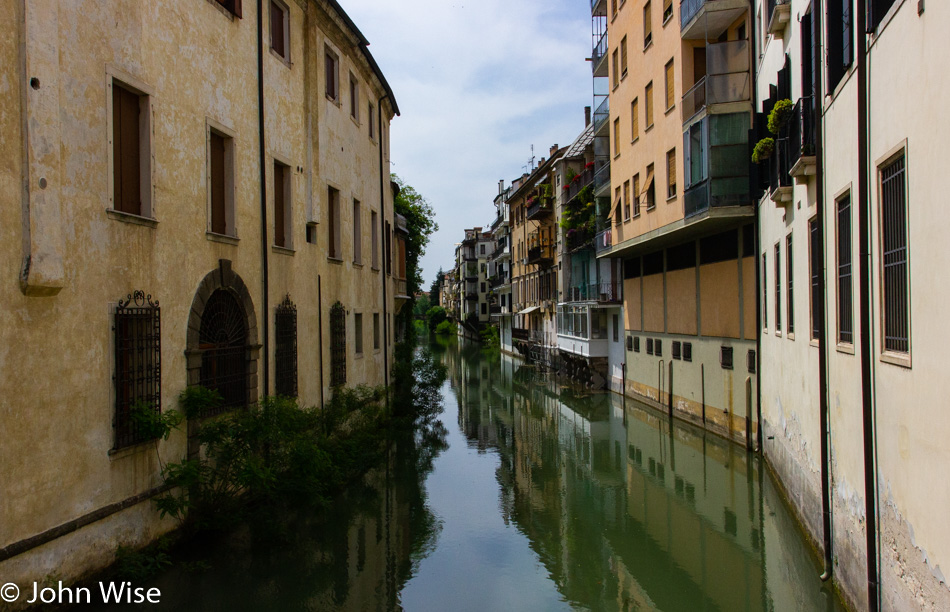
[114,339,844,611]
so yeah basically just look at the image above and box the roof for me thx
[564,122,595,159]
[324,0,400,116]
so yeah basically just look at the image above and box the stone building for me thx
[755,0,950,609]
[0,0,401,591]
[594,0,759,447]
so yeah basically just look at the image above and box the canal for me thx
[112,338,844,611]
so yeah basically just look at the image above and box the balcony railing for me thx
[512,327,530,341]
[593,160,610,193]
[592,96,610,134]
[564,280,622,303]
[527,244,554,266]
[682,40,751,124]
[491,236,509,259]
[465,264,478,279]
[526,196,554,220]
[564,165,595,203]
[490,304,502,315]
[787,96,816,170]
[594,228,613,254]
[681,0,749,38]
[591,30,608,73]
[490,274,506,289]
[463,248,477,261]
[566,227,594,252]
[465,292,478,301]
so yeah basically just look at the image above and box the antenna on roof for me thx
[528,144,536,171]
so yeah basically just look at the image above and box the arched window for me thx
[199,289,248,414]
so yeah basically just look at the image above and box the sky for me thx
[344,0,596,289]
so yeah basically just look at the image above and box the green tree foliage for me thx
[413,293,431,316]
[426,306,447,331]
[393,175,437,344]
[429,267,445,306]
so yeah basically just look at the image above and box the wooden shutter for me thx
[325,52,336,98]
[667,149,676,196]
[113,84,141,215]
[210,132,226,234]
[645,83,654,126]
[663,0,672,19]
[270,2,285,58]
[644,2,653,45]
[665,60,675,109]
[274,162,285,247]
[217,0,242,18]
[620,37,628,76]
[631,98,639,139]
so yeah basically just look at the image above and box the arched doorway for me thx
[185,260,260,429]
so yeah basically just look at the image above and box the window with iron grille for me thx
[786,233,794,335]
[810,218,821,341]
[199,289,249,415]
[720,346,734,370]
[762,253,768,329]
[748,349,757,374]
[275,295,297,397]
[113,291,161,449]
[683,342,692,362]
[672,341,681,360]
[646,338,654,355]
[837,195,853,344]
[330,302,347,386]
[881,154,909,354]
[774,243,782,332]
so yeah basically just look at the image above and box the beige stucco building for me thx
[0,0,403,594]
[756,0,950,609]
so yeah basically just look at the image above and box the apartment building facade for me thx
[488,183,514,353]
[0,0,401,589]
[756,0,950,609]
[596,0,759,447]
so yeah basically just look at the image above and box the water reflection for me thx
[96,340,842,611]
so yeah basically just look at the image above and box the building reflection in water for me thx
[446,337,841,612]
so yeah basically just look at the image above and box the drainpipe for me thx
[856,0,880,608]
[378,94,390,390]
[814,0,834,583]
[257,0,270,396]
[318,275,325,410]
[751,0,763,453]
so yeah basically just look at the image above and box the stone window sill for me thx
[106,209,158,228]
[207,232,239,246]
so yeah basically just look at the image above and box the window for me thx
[620,36,628,77]
[612,49,619,88]
[786,234,794,335]
[645,164,655,209]
[774,243,782,331]
[353,199,362,264]
[643,2,653,47]
[613,118,621,155]
[349,73,359,121]
[613,314,620,342]
[481,303,487,315]
[762,253,768,329]
[748,349,757,374]
[200,289,249,414]
[368,103,375,139]
[837,194,853,344]
[325,46,339,101]
[665,59,675,110]
[683,342,692,362]
[480,244,486,255]
[354,313,363,355]
[614,186,622,224]
[645,82,654,128]
[655,339,663,357]
[327,186,340,259]
[633,173,641,216]
[826,0,853,91]
[216,0,242,18]
[720,346,734,369]
[111,80,151,217]
[275,296,297,398]
[273,161,290,248]
[880,153,909,354]
[386,221,392,275]
[611,0,618,18]
[810,217,821,341]
[371,210,379,268]
[663,0,673,22]
[634,337,641,352]
[330,302,346,386]
[672,341,681,359]
[113,291,161,449]
[869,0,897,31]
[647,338,654,355]
[306,224,317,244]
[623,180,631,220]
[269,0,289,62]
[666,149,676,198]
[627,336,634,351]
[208,128,234,236]
[374,313,380,350]
[631,98,639,141]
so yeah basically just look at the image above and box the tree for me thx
[429,267,444,307]
[413,293,431,316]
[426,306,447,332]
[393,175,438,344]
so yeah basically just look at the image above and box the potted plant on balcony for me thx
[752,98,792,164]
[752,137,775,164]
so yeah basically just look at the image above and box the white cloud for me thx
[343,0,594,284]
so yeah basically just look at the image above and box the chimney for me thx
[549,144,558,157]
[498,179,504,194]
[539,157,546,166]
[584,106,591,127]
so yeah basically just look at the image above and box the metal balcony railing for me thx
[465,292,478,301]
[593,160,610,193]
[682,40,751,124]
[680,0,704,29]
[512,327,530,341]
[594,228,613,254]
[564,165,595,203]
[592,96,610,134]
[526,196,554,220]
[591,30,608,72]
[788,96,816,167]
[565,280,622,303]
[566,227,595,252]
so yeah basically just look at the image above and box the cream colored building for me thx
[0,0,401,593]
[756,0,950,609]
[595,0,758,447]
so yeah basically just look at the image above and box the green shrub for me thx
[752,137,775,164]
[435,320,454,335]
[767,99,794,135]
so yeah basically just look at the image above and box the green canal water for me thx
[103,338,844,611]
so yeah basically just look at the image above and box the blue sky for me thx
[344,0,595,288]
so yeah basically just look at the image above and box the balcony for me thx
[491,235,509,259]
[512,327,530,341]
[395,278,409,298]
[592,96,609,136]
[526,196,554,220]
[462,248,477,261]
[490,273,506,289]
[680,0,749,40]
[462,229,478,244]
[564,280,622,303]
[787,96,816,181]
[564,165,596,203]
[682,40,751,126]
[593,160,610,196]
[464,263,478,280]
[490,304,502,315]
[527,230,554,266]
[767,0,791,36]
[465,292,478,301]
[566,227,595,252]
[683,113,753,219]
[591,30,608,77]
[591,0,607,17]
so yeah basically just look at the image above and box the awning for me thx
[519,306,540,315]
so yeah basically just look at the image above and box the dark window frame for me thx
[113,291,162,450]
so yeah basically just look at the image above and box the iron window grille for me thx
[881,154,909,353]
[837,195,853,343]
[199,289,249,416]
[720,346,734,370]
[787,234,794,335]
[330,302,347,387]
[683,342,692,362]
[810,218,821,341]
[672,341,681,360]
[275,295,297,398]
[113,291,161,450]
[748,349,757,374]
